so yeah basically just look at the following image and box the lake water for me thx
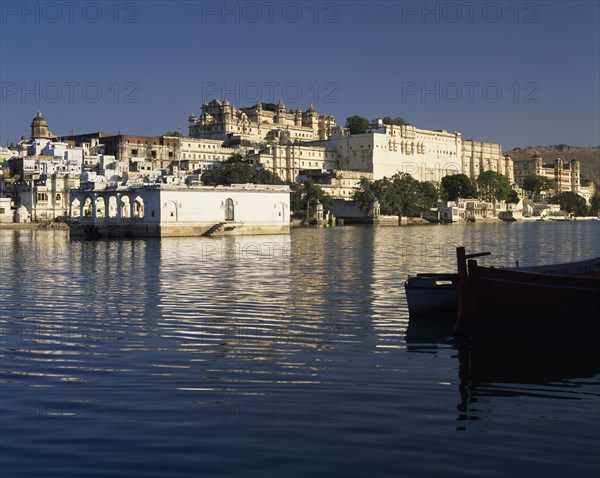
[1,222,599,477]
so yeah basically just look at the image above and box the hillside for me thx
[504,145,600,186]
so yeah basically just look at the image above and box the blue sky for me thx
[1,0,598,149]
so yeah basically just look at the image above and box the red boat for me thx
[454,247,600,337]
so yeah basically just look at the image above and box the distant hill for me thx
[504,145,600,186]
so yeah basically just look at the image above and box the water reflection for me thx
[150,231,391,397]
[457,336,600,393]
[405,314,600,426]
[405,316,455,345]
[1,223,599,477]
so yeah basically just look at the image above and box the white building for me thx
[0,197,12,222]
[250,143,337,182]
[188,99,335,143]
[7,136,86,221]
[69,184,290,237]
[314,123,509,184]
[433,199,502,223]
[513,156,595,204]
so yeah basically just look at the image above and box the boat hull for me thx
[405,274,458,317]
[456,258,600,337]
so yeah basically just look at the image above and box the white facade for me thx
[0,197,12,222]
[316,125,463,182]
[513,157,595,204]
[434,199,503,223]
[177,137,236,172]
[69,184,290,237]
[188,99,335,143]
[251,144,337,182]
[4,136,90,221]
[462,140,512,181]
[315,124,507,184]
[316,170,374,200]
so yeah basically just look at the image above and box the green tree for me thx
[261,103,278,112]
[507,189,520,203]
[590,191,600,216]
[416,181,439,210]
[256,169,285,185]
[354,174,437,218]
[383,173,428,217]
[523,174,556,197]
[382,117,410,126]
[345,115,371,135]
[164,131,182,137]
[353,177,378,214]
[550,192,589,216]
[378,177,403,216]
[290,179,332,220]
[477,170,511,202]
[289,183,304,218]
[201,156,284,186]
[441,174,477,201]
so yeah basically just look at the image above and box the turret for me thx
[303,104,318,129]
[275,100,286,124]
[31,111,54,139]
[504,154,514,183]
[532,154,543,173]
[570,159,580,193]
[255,102,263,122]
[277,99,286,114]
[555,158,564,192]
[222,100,233,132]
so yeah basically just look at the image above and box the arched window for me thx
[71,198,81,218]
[225,198,234,221]
[120,196,131,218]
[108,196,118,218]
[133,196,145,219]
[95,196,106,218]
[83,197,93,217]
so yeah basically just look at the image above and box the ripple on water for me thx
[1,225,599,477]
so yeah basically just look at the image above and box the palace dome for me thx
[31,111,47,126]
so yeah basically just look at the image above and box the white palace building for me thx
[69,184,291,238]
[187,99,513,196]
[11,100,594,230]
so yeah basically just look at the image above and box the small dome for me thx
[277,100,286,109]
[31,111,47,125]
[307,103,316,113]
[188,114,197,122]
[222,98,229,106]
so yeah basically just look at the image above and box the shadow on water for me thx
[405,315,455,345]
[455,335,600,428]
[406,315,600,422]
[456,335,600,387]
